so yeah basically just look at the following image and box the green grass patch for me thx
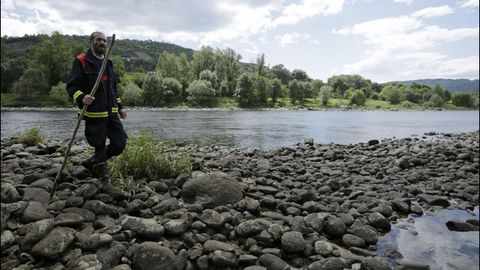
[16,128,46,146]
[1,94,58,107]
[109,131,192,181]
[216,97,239,108]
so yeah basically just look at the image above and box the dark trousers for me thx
[85,116,127,163]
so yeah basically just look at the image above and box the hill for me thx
[2,34,195,72]
[390,79,479,93]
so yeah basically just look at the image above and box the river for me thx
[1,110,479,148]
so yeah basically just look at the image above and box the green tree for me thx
[319,85,332,106]
[328,75,348,97]
[187,80,217,106]
[255,75,269,104]
[428,94,444,107]
[12,64,49,98]
[311,79,324,99]
[110,54,126,83]
[142,72,163,106]
[49,82,70,106]
[256,53,266,77]
[28,32,73,91]
[120,82,144,106]
[302,81,314,98]
[161,77,182,103]
[214,48,242,96]
[1,56,29,93]
[270,64,291,85]
[191,46,216,79]
[270,78,282,104]
[235,72,256,106]
[288,79,303,104]
[156,51,178,78]
[177,53,192,93]
[349,89,366,106]
[291,69,310,81]
[452,93,475,108]
[199,70,218,90]
[380,85,402,104]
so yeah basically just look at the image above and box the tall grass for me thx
[16,128,46,146]
[109,131,192,180]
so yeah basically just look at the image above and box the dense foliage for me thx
[1,33,478,109]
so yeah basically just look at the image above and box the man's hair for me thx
[89,31,105,42]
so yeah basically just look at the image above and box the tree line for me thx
[1,32,478,109]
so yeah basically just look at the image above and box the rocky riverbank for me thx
[1,132,479,270]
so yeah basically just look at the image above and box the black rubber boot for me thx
[100,176,112,191]
[81,157,96,175]
[93,162,112,191]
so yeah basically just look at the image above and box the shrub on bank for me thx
[109,132,192,180]
[16,128,45,146]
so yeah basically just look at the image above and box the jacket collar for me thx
[85,49,111,65]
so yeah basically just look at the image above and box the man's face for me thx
[91,33,107,55]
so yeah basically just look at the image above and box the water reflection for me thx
[377,206,479,270]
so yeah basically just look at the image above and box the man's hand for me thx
[83,95,95,105]
[119,109,127,119]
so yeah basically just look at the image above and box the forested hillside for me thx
[1,33,478,109]
[390,79,479,93]
[2,34,194,72]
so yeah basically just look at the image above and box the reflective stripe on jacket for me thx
[66,49,123,120]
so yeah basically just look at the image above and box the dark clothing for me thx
[85,117,127,163]
[66,49,127,163]
[66,49,123,119]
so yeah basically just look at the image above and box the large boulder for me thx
[132,242,178,270]
[30,227,77,258]
[181,172,243,208]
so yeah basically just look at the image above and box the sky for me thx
[1,0,479,83]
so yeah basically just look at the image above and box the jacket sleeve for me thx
[66,59,85,109]
[112,63,123,111]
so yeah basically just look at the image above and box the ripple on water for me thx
[377,205,479,270]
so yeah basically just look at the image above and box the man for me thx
[66,31,127,190]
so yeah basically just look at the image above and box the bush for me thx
[288,79,303,104]
[109,131,192,180]
[120,82,144,106]
[319,85,332,106]
[199,70,218,90]
[161,77,182,103]
[370,92,380,100]
[16,128,45,146]
[452,93,475,108]
[49,82,70,106]
[235,73,256,106]
[380,85,403,104]
[349,89,366,106]
[429,94,444,107]
[142,72,163,106]
[186,80,217,106]
[401,100,415,108]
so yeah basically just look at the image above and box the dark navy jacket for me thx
[66,49,123,120]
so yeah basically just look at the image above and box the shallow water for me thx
[377,205,480,270]
[1,110,479,147]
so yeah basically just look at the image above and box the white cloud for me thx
[333,5,479,81]
[274,32,321,46]
[271,0,345,27]
[460,0,479,8]
[412,5,454,18]
[393,0,413,5]
[1,0,345,47]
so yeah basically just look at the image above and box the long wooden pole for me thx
[50,34,116,199]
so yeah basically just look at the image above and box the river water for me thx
[1,110,479,148]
